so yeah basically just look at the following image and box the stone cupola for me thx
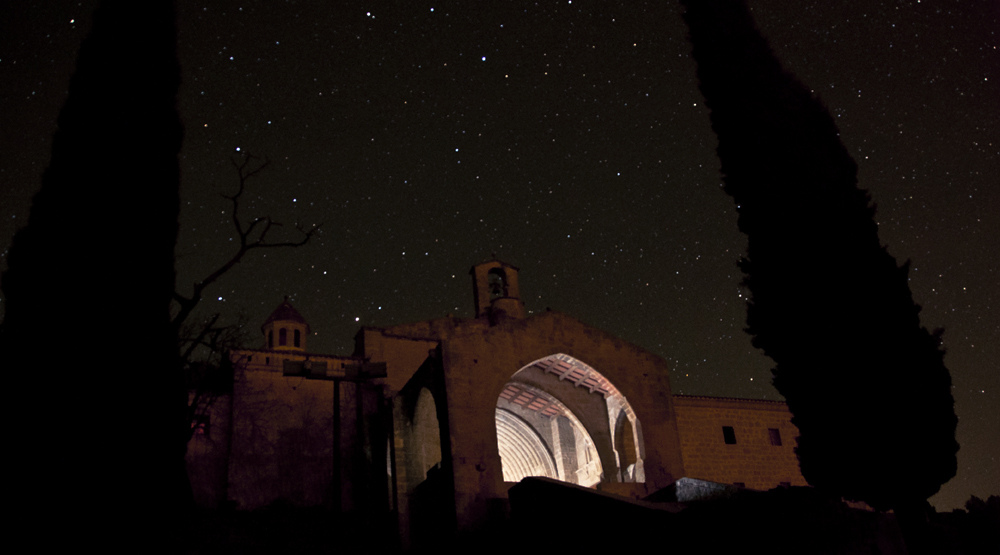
[262,297,310,351]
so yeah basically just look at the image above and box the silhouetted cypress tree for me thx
[0,0,183,543]
[679,0,957,512]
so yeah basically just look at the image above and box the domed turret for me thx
[261,297,310,352]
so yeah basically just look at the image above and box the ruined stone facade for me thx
[185,259,806,545]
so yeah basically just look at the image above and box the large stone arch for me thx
[394,352,453,501]
[495,353,644,487]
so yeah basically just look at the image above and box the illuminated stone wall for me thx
[673,395,808,490]
[370,308,687,540]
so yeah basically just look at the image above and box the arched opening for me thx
[613,409,645,482]
[413,388,442,481]
[495,354,644,487]
[487,268,507,299]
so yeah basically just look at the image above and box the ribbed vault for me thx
[495,408,557,482]
[496,354,643,487]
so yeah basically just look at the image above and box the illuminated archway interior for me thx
[495,354,644,487]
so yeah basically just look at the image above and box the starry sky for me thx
[1,1,996,511]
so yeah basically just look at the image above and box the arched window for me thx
[279,328,287,346]
[414,388,442,481]
[614,409,643,482]
[294,329,301,347]
[488,268,507,300]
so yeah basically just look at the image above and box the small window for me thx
[265,356,270,365]
[192,414,210,437]
[722,426,737,444]
[279,328,287,346]
[294,329,301,347]
[768,428,782,446]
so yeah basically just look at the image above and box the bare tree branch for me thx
[173,154,321,447]
[179,313,221,365]
[182,317,247,444]
[172,155,321,331]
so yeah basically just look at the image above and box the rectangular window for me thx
[722,426,737,444]
[768,428,783,446]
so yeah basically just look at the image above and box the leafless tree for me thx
[174,155,321,445]
[172,155,320,330]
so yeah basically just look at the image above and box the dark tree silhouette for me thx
[0,0,183,544]
[679,0,958,512]
[180,313,243,444]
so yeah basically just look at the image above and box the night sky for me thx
[1,1,996,511]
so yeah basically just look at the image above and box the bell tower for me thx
[470,259,526,321]
[261,297,310,351]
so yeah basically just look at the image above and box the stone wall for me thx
[673,395,807,490]
[437,311,686,527]
[186,350,394,511]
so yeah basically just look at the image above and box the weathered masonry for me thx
[186,259,806,546]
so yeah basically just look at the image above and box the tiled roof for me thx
[262,297,309,332]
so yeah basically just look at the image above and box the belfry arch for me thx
[495,354,645,487]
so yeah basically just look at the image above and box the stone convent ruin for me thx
[186,259,807,546]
